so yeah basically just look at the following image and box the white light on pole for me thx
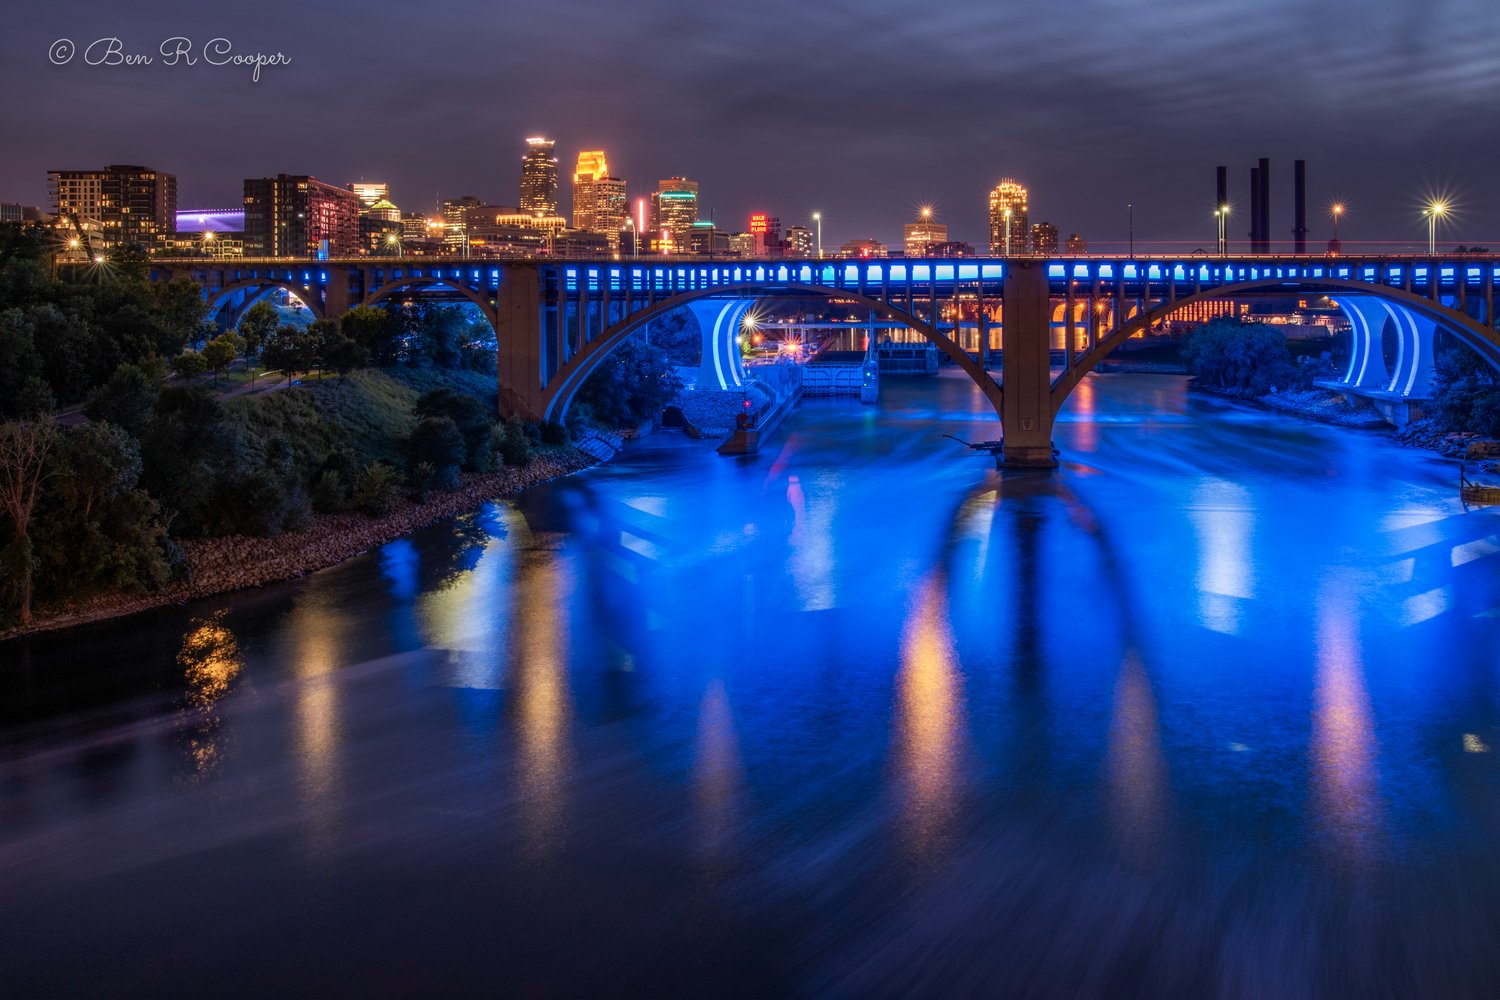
[812,212,822,259]
[1425,201,1447,255]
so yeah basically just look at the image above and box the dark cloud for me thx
[3,0,1498,250]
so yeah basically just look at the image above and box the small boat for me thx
[1460,463,1500,505]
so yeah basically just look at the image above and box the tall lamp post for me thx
[1424,200,1447,255]
[812,212,822,259]
[1330,202,1344,243]
[1128,203,1134,257]
[1214,205,1229,256]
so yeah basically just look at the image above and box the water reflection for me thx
[894,571,965,861]
[1311,575,1383,864]
[1104,649,1169,864]
[288,594,349,865]
[692,678,744,871]
[1189,478,1256,635]
[176,611,243,779]
[511,536,574,860]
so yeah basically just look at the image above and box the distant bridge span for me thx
[136,255,1500,467]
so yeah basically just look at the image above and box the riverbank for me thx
[1191,382,1389,429]
[0,449,596,642]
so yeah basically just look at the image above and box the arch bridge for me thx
[141,255,1500,468]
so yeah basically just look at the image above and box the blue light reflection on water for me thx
[2,372,1500,994]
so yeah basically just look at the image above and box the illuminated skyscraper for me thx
[520,137,558,217]
[347,182,389,209]
[572,150,609,230]
[243,174,359,257]
[1029,221,1058,256]
[652,177,699,250]
[591,176,628,251]
[988,178,1029,256]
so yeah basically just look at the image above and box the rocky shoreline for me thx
[1,450,597,642]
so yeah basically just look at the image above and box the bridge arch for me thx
[541,281,1003,422]
[358,277,499,330]
[1051,275,1500,416]
[207,278,326,325]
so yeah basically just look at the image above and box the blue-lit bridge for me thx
[140,255,1500,467]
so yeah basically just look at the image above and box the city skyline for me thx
[5,0,1500,250]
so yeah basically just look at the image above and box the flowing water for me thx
[3,372,1500,997]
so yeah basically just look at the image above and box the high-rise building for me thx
[520,137,559,217]
[652,177,699,250]
[591,176,627,251]
[572,150,608,230]
[785,226,814,258]
[347,182,389,209]
[728,232,757,257]
[572,152,627,251]
[904,209,948,256]
[988,178,1029,256]
[1029,221,1059,256]
[1065,233,1088,254]
[48,164,177,249]
[242,174,360,257]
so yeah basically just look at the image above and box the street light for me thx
[1424,200,1448,255]
[202,230,216,257]
[623,217,637,259]
[385,233,402,257]
[1214,204,1229,256]
[812,212,822,259]
[1330,202,1345,243]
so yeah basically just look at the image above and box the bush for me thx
[311,468,351,513]
[353,462,400,517]
[495,415,533,467]
[407,415,464,491]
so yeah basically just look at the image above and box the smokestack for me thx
[1250,167,1261,253]
[1293,159,1308,254]
[1258,157,1271,254]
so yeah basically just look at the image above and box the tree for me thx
[86,361,163,437]
[0,419,58,625]
[1428,341,1500,437]
[415,388,493,470]
[494,415,533,468]
[235,300,278,362]
[170,351,208,381]
[343,305,402,367]
[352,462,400,516]
[1181,318,1300,395]
[261,327,315,386]
[201,332,242,384]
[574,337,685,427]
[407,416,465,491]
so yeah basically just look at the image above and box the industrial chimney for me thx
[1293,159,1308,254]
[1258,157,1271,254]
[1249,166,1261,253]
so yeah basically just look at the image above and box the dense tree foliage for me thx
[1181,318,1303,394]
[0,222,612,626]
[1428,340,1500,438]
[573,337,685,428]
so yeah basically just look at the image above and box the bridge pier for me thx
[684,299,751,390]
[999,261,1059,469]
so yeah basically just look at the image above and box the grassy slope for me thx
[225,367,499,473]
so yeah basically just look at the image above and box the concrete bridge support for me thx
[683,299,751,391]
[1000,261,1059,468]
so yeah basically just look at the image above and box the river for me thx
[3,372,1499,997]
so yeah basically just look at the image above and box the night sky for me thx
[5,0,1499,251]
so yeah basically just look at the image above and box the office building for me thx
[1065,233,1088,254]
[347,182,389,209]
[785,225,814,258]
[904,210,948,256]
[652,177,699,249]
[520,137,559,217]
